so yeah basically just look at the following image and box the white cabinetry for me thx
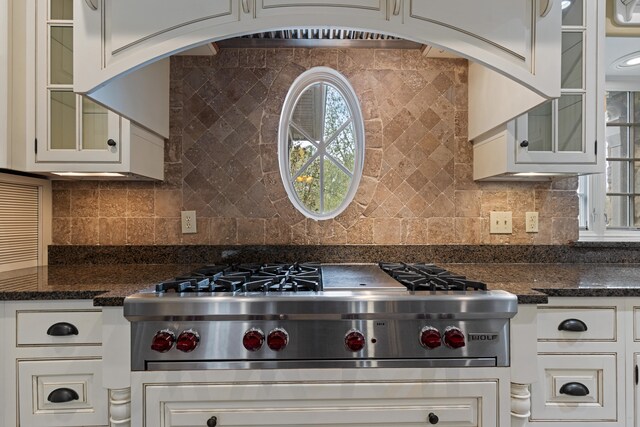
[1,300,107,427]
[530,298,625,427]
[74,0,560,140]
[473,0,604,180]
[7,0,164,179]
[136,370,505,427]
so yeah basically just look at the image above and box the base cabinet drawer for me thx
[145,381,498,427]
[531,353,617,422]
[537,306,616,342]
[16,309,102,346]
[18,358,108,427]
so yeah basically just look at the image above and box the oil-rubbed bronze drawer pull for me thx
[46,322,79,336]
[559,382,589,396]
[47,387,79,403]
[558,318,587,332]
[206,415,218,426]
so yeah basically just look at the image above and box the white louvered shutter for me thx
[0,181,40,271]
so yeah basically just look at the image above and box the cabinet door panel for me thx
[105,0,237,57]
[409,0,531,61]
[146,381,497,427]
[258,0,385,17]
[531,353,617,421]
[18,358,108,427]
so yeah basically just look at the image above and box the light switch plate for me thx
[490,211,512,234]
[181,210,197,234]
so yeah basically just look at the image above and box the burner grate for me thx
[379,262,487,292]
[154,263,322,293]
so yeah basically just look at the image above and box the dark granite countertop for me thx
[0,264,195,305]
[3,263,640,306]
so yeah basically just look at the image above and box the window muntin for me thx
[279,67,364,220]
[605,91,640,229]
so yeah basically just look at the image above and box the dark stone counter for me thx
[2,262,640,306]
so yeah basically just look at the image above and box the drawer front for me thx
[531,353,617,421]
[537,306,616,342]
[16,309,102,346]
[632,307,640,341]
[18,358,108,427]
[146,381,497,427]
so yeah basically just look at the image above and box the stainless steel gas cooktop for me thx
[124,262,517,371]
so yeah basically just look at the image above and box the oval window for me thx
[278,67,365,220]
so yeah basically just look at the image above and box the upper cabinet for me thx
[473,0,604,180]
[6,0,164,179]
[73,0,561,138]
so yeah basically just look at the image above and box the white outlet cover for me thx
[181,210,197,234]
[525,211,539,233]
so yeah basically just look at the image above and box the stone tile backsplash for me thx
[52,48,578,245]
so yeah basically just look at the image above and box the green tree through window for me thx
[288,83,356,214]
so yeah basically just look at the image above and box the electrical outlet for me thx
[181,210,197,234]
[526,211,539,233]
[489,211,512,234]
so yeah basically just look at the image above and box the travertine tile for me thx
[127,190,155,217]
[373,218,402,244]
[454,217,481,244]
[52,189,70,218]
[126,218,155,245]
[99,218,127,245]
[52,218,71,245]
[455,190,481,217]
[237,218,265,245]
[52,49,577,247]
[428,217,455,244]
[70,190,99,217]
[154,218,182,245]
[71,218,99,245]
[99,190,127,217]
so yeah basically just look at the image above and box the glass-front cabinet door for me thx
[515,0,596,165]
[35,0,120,163]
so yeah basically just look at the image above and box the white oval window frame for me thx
[278,67,365,221]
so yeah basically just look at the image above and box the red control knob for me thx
[243,328,265,351]
[267,328,289,351]
[176,329,200,352]
[443,327,466,349]
[150,330,175,352]
[420,326,442,349]
[344,330,366,352]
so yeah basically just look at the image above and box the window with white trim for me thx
[278,67,365,220]
[605,91,640,228]
[579,90,640,239]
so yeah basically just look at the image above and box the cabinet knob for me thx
[47,387,79,403]
[520,140,529,148]
[107,139,117,147]
[46,322,79,336]
[206,416,218,427]
[428,412,439,424]
[558,318,588,332]
[559,382,589,396]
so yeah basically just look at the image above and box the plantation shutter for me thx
[0,181,40,271]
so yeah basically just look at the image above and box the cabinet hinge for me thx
[34,138,37,154]
[635,364,638,385]
[594,140,597,156]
